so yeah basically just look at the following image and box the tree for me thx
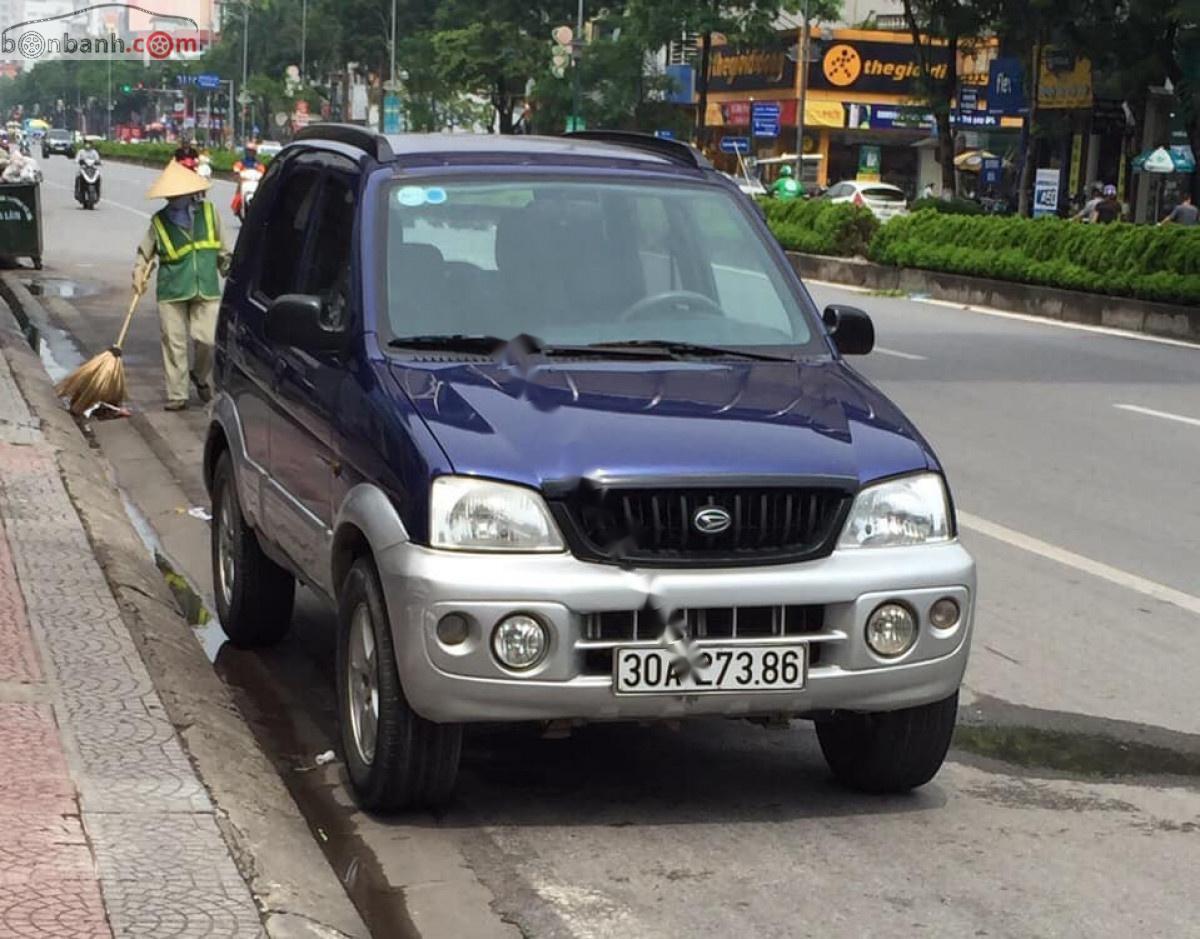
[901,0,1000,197]
[626,0,835,140]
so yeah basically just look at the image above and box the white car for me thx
[823,181,909,221]
[721,171,767,198]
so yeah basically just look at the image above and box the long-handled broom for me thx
[56,270,151,416]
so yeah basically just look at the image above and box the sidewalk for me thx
[0,350,262,936]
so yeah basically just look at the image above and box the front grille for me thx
[551,484,853,566]
[579,605,827,676]
[582,605,824,642]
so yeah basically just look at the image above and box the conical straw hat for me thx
[146,159,211,199]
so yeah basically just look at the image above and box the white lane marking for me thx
[958,511,1200,618]
[805,278,1200,351]
[40,178,152,219]
[1114,403,1200,429]
[874,346,926,361]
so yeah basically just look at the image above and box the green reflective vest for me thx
[152,202,222,303]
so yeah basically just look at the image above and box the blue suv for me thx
[205,126,975,810]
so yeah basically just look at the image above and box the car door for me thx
[266,156,359,593]
[222,154,319,527]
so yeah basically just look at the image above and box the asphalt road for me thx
[16,152,1200,939]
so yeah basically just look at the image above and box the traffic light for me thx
[121,84,132,93]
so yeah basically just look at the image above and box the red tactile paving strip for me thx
[0,706,112,937]
[0,522,40,684]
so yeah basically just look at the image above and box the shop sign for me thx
[751,101,781,138]
[849,103,999,130]
[987,57,1026,115]
[804,100,845,127]
[809,38,950,95]
[723,101,750,125]
[664,64,695,104]
[719,136,751,154]
[709,45,796,92]
[981,157,1002,188]
[1038,47,1092,109]
[857,144,882,182]
[1033,167,1060,217]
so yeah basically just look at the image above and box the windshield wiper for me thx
[387,334,509,353]
[581,340,795,362]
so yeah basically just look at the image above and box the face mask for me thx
[167,195,192,210]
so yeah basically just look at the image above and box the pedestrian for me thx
[1090,184,1122,224]
[771,164,803,201]
[922,182,936,199]
[1072,183,1103,222]
[173,139,199,171]
[1160,192,1198,226]
[133,161,232,411]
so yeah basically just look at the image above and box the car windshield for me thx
[49,131,70,140]
[862,187,905,202]
[382,177,821,354]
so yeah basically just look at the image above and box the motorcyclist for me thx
[231,142,261,217]
[771,164,803,201]
[173,140,200,171]
[75,141,101,203]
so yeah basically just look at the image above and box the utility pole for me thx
[301,0,308,83]
[570,0,584,131]
[794,0,810,180]
[241,4,249,142]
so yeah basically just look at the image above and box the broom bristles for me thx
[56,349,127,416]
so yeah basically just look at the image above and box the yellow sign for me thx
[805,100,845,127]
[1038,48,1092,109]
[823,44,863,87]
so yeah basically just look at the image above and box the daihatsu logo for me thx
[693,506,732,535]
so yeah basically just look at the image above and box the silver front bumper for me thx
[375,541,976,723]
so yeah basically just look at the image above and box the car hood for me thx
[389,358,935,490]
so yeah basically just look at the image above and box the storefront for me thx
[701,29,1022,196]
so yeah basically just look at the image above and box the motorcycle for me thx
[196,154,213,180]
[235,164,263,222]
[76,155,101,210]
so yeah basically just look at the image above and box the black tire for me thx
[337,557,462,812]
[816,692,959,793]
[210,450,295,647]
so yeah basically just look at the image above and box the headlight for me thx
[838,473,951,549]
[430,476,564,552]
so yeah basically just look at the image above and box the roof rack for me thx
[293,123,394,161]
[562,130,711,170]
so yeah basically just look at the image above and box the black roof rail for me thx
[293,123,394,161]
[562,130,711,169]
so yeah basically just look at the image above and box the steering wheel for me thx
[619,290,724,323]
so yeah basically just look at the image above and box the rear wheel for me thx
[816,692,958,793]
[337,557,461,812]
[210,451,295,647]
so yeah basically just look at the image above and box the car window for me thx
[862,187,905,202]
[383,178,818,351]
[257,166,322,300]
[301,173,357,330]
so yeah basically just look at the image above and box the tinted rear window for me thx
[862,188,905,202]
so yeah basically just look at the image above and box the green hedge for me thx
[868,213,1200,306]
[91,140,269,174]
[908,196,984,216]
[758,197,880,257]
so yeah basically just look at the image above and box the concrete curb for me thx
[788,252,1200,342]
[0,272,369,939]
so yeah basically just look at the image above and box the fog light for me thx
[436,613,470,646]
[929,597,960,630]
[491,614,548,670]
[866,602,917,657]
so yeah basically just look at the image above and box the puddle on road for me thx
[953,724,1200,779]
[119,490,227,662]
[21,276,100,300]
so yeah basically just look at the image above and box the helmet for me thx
[779,165,793,177]
[1103,184,1117,197]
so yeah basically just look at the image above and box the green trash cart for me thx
[0,181,43,269]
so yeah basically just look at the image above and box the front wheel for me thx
[210,451,295,647]
[816,692,958,793]
[337,557,462,812]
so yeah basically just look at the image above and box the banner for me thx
[986,57,1026,115]
[809,38,951,96]
[709,45,795,92]
[857,144,882,182]
[1033,167,1060,217]
[1038,47,1092,109]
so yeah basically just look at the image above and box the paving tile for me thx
[0,530,40,683]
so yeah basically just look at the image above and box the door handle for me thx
[314,453,342,477]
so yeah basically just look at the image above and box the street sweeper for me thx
[133,159,232,411]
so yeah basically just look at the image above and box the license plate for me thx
[613,644,806,695]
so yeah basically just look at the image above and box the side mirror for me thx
[822,304,874,355]
[264,294,345,352]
